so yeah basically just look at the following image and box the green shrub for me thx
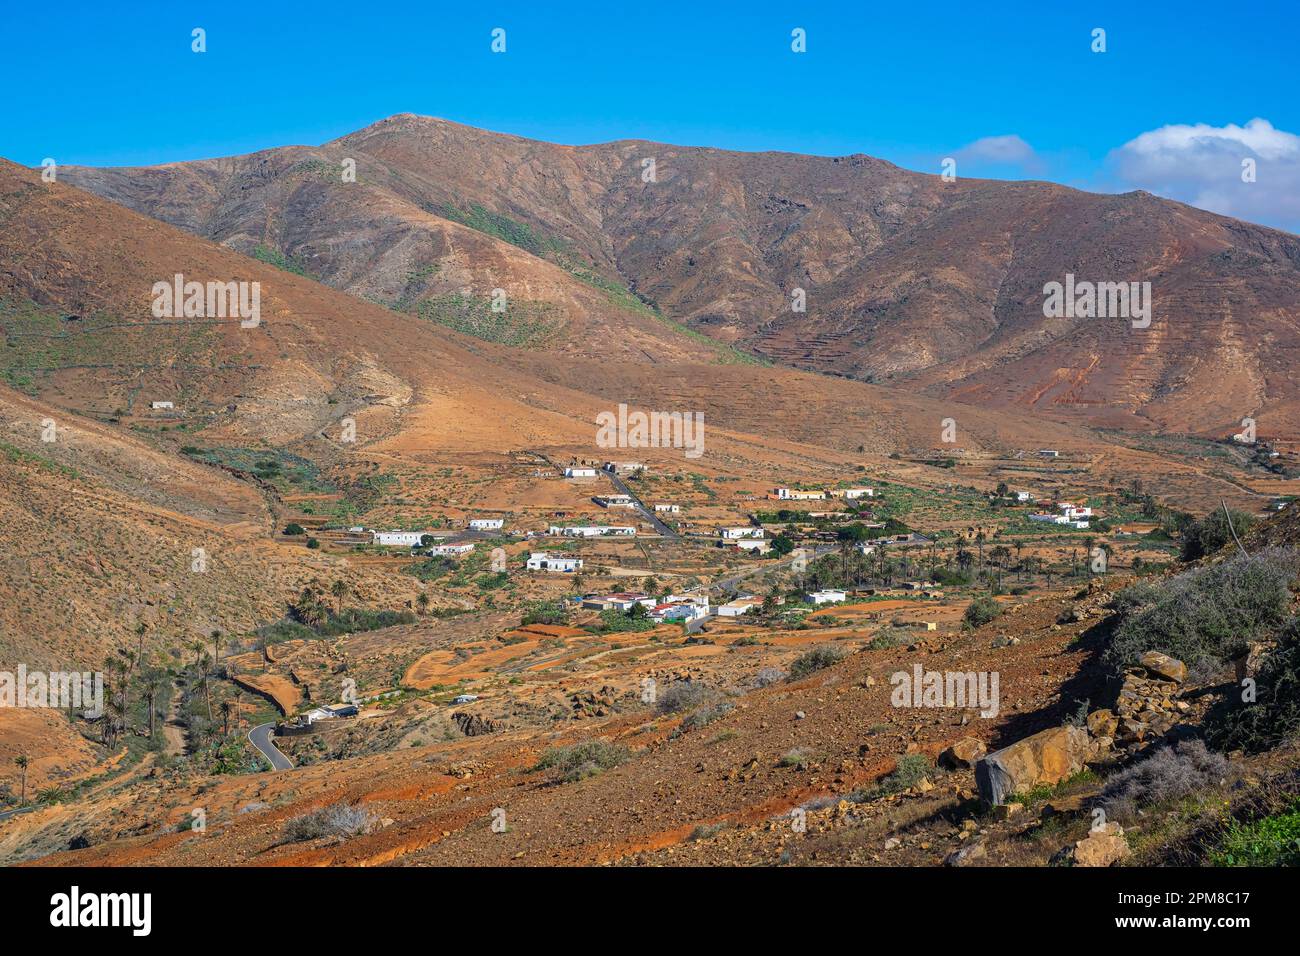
[852,754,933,801]
[1105,548,1300,677]
[868,626,912,650]
[1181,509,1256,562]
[1206,617,1300,753]
[788,645,846,679]
[283,522,305,536]
[520,600,569,626]
[1211,800,1300,866]
[283,803,377,843]
[963,595,1002,629]
[534,740,630,782]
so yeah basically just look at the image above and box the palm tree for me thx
[416,592,430,615]
[14,756,29,805]
[974,530,986,567]
[141,666,167,740]
[134,621,148,663]
[210,629,222,664]
[330,580,349,616]
[199,653,214,722]
[189,639,204,670]
[220,700,233,738]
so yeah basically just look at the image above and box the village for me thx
[208,440,1201,762]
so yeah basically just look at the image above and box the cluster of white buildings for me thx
[582,592,656,612]
[1027,500,1093,528]
[771,487,873,501]
[649,593,710,623]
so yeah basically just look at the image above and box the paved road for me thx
[526,449,678,538]
[602,470,679,538]
[708,544,836,593]
[0,805,35,823]
[248,722,294,771]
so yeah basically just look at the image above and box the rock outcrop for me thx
[975,725,1090,805]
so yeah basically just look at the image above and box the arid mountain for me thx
[0,157,1113,465]
[59,114,1300,437]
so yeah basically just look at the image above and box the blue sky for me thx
[3,0,1298,231]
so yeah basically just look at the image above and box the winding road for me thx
[248,722,294,771]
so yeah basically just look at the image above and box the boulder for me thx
[939,737,988,769]
[1085,708,1118,738]
[1071,822,1130,867]
[975,725,1090,805]
[1139,651,1187,683]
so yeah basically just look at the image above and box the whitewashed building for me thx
[428,543,475,556]
[719,527,764,540]
[548,525,635,537]
[653,503,681,513]
[806,589,847,605]
[829,487,873,499]
[469,518,505,531]
[564,467,598,478]
[527,552,583,573]
[373,530,427,547]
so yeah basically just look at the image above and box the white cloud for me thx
[955,134,1038,165]
[1108,118,1300,234]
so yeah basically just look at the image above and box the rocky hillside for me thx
[58,114,1300,436]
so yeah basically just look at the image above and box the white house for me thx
[1057,502,1093,520]
[564,467,598,478]
[594,494,636,508]
[732,538,770,553]
[469,518,504,531]
[773,488,826,501]
[1015,491,1035,502]
[150,401,174,410]
[717,597,761,617]
[373,530,427,547]
[428,543,475,556]
[653,503,681,513]
[719,527,764,540]
[806,589,847,605]
[651,601,710,623]
[527,552,583,572]
[1037,449,1060,458]
[829,488,873,499]
[1028,513,1070,525]
[602,461,644,476]
[548,525,636,537]
[582,592,655,612]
